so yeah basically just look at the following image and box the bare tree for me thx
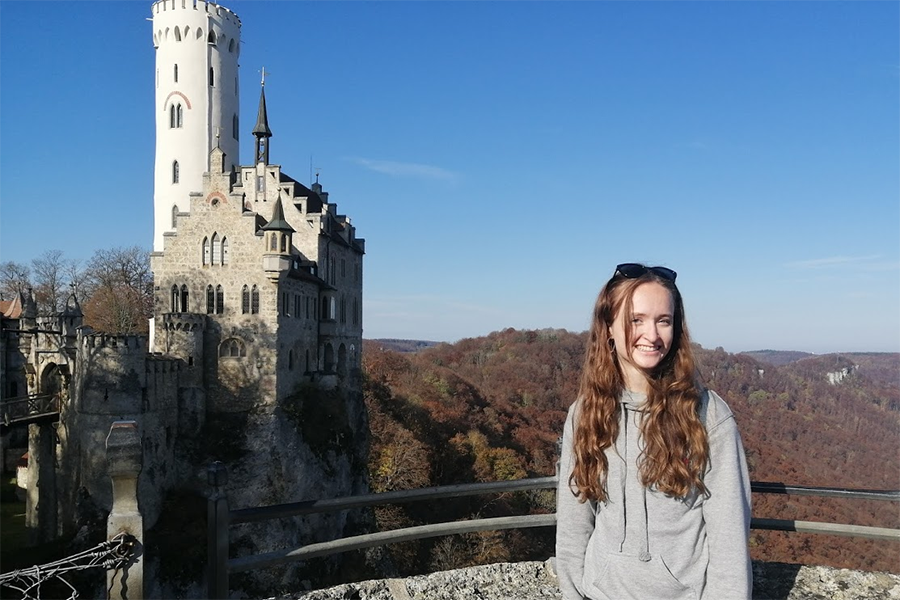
[31,250,79,314]
[82,246,153,334]
[0,261,32,301]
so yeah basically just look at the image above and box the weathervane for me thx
[260,66,269,86]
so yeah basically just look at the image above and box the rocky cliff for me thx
[273,559,900,600]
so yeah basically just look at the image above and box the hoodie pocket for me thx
[589,552,697,600]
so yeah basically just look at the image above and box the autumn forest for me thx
[361,329,900,575]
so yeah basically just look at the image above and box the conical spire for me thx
[253,69,273,165]
[262,197,294,232]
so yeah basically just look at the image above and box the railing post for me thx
[106,420,143,600]
[207,461,229,600]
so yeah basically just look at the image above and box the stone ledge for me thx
[273,559,900,600]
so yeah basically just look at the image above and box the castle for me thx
[0,0,369,575]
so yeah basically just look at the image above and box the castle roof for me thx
[261,197,295,232]
[0,293,23,319]
[252,86,272,138]
[278,172,324,213]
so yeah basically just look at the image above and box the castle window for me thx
[172,205,178,228]
[288,349,295,370]
[209,67,215,87]
[181,285,189,311]
[202,237,210,265]
[353,297,359,325]
[196,28,203,41]
[241,285,250,314]
[172,160,179,184]
[176,104,183,128]
[229,38,235,53]
[251,285,259,314]
[341,258,346,278]
[171,285,180,312]
[222,237,229,265]
[281,292,289,316]
[169,105,176,128]
[211,233,221,264]
[174,26,181,42]
[280,233,287,253]
[331,297,336,321]
[207,30,217,45]
[340,295,346,324]
[216,285,224,314]
[305,350,310,373]
[174,64,178,82]
[294,295,300,319]
[219,338,246,358]
[270,233,277,251]
[206,285,214,314]
[233,114,239,140]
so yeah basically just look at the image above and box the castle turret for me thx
[151,0,241,251]
[252,77,272,166]
[262,197,295,276]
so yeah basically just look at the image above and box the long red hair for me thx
[570,268,708,502]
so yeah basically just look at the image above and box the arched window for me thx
[172,160,179,183]
[215,285,224,314]
[280,234,288,253]
[180,285,189,311]
[202,237,210,265]
[241,285,250,314]
[219,338,246,358]
[174,26,181,41]
[228,38,235,53]
[170,104,176,128]
[209,67,215,87]
[270,233,277,251]
[331,297,336,321]
[211,233,221,264]
[251,285,259,314]
[176,104,183,128]
[171,285,179,312]
[207,30,217,45]
[196,28,203,41]
[206,285,214,314]
[222,237,229,265]
[172,205,178,228]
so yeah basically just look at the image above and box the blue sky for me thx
[1,1,898,353]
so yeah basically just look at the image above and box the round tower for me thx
[151,0,241,251]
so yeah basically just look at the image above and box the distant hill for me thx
[741,350,816,366]
[366,339,440,353]
[362,328,900,575]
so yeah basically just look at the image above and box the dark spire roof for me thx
[252,85,272,138]
[262,197,294,232]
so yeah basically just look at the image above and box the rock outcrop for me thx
[273,559,900,600]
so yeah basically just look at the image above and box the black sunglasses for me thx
[615,263,677,282]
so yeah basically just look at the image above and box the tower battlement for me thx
[151,0,241,27]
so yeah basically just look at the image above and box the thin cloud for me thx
[784,255,882,269]
[349,157,457,181]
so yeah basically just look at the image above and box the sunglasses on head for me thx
[615,263,677,282]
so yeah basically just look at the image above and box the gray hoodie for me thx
[555,389,752,600]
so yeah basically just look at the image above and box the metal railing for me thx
[206,466,900,599]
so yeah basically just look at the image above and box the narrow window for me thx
[331,297,336,321]
[241,285,250,314]
[174,26,182,42]
[211,233,221,264]
[251,285,259,314]
[289,350,294,370]
[172,205,178,228]
[171,285,179,312]
[209,67,215,87]
[280,233,287,253]
[353,297,359,325]
[174,64,178,82]
[207,30,216,45]
[181,285,189,311]
[222,237,229,265]
[270,233,277,251]
[206,285,214,314]
[233,114,239,140]
[202,237,210,265]
[176,104,183,128]
[216,285,224,314]
[282,292,289,316]
[170,105,176,128]
[321,297,329,320]
[173,160,179,184]
[228,38,235,53]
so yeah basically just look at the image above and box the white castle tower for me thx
[151,0,241,251]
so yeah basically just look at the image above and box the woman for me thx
[556,263,752,600]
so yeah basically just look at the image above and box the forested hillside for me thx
[362,330,899,575]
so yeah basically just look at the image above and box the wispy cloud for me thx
[784,255,883,269]
[348,157,458,181]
